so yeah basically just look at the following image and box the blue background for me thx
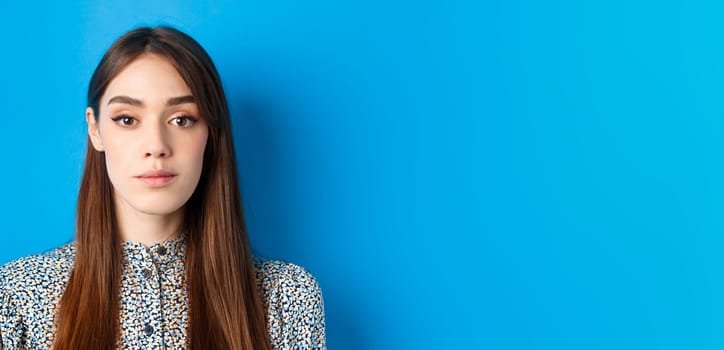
[0,0,721,349]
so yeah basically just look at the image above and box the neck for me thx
[113,194,184,247]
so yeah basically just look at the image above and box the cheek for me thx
[190,136,208,174]
[96,127,140,188]
[102,140,134,186]
[100,132,127,166]
[175,131,208,181]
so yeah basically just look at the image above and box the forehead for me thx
[101,54,192,105]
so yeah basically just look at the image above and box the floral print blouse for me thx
[0,234,326,349]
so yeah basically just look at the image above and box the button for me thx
[142,268,152,279]
[157,246,167,256]
[143,323,154,336]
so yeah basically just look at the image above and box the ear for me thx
[86,107,105,152]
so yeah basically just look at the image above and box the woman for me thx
[0,26,325,349]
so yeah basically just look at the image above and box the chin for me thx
[127,193,189,216]
[112,184,197,217]
[136,205,185,216]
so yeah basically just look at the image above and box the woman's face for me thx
[86,53,208,218]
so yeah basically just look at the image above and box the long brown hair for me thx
[54,26,273,350]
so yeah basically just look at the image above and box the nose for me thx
[143,122,172,158]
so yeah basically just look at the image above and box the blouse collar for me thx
[121,231,187,264]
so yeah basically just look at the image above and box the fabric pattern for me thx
[0,234,326,349]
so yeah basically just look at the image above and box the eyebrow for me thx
[107,95,195,107]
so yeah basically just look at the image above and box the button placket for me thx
[139,247,160,287]
[137,246,163,347]
[121,240,182,348]
[143,323,154,336]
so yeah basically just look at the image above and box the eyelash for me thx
[110,114,199,128]
[170,115,198,127]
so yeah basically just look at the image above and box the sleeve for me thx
[0,264,25,350]
[0,269,11,350]
[279,264,327,350]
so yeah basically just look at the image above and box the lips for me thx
[135,169,177,188]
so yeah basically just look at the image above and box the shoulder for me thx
[0,243,75,301]
[253,257,325,309]
[0,244,75,348]
[253,257,327,349]
[253,257,323,296]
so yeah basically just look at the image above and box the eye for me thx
[110,115,137,127]
[170,115,198,128]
